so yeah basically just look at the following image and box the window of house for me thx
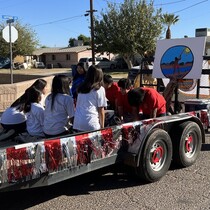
[52,54,56,60]
[66,54,71,60]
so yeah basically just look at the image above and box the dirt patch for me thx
[0,68,128,84]
[0,68,71,84]
[0,74,45,84]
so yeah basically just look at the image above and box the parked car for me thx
[79,57,117,70]
[13,62,24,70]
[115,57,128,69]
[78,57,96,70]
[35,62,45,69]
[96,57,117,70]
[0,57,10,69]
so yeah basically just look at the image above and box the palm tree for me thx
[162,13,179,39]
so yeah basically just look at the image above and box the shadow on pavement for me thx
[0,165,146,209]
[201,143,210,151]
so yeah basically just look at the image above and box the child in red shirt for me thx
[103,74,120,111]
[127,87,166,120]
[117,78,133,123]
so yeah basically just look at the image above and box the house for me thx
[195,28,210,56]
[32,46,93,68]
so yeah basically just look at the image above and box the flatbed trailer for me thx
[0,110,207,192]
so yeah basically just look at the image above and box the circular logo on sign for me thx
[178,79,197,91]
[160,45,194,79]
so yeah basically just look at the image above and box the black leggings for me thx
[1,122,26,133]
[44,130,71,138]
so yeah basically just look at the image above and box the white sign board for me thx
[153,37,206,79]
[2,25,18,43]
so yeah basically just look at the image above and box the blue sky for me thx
[0,0,209,47]
[161,46,193,64]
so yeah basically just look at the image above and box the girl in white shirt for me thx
[23,86,45,137]
[43,75,75,137]
[73,65,107,132]
[1,79,47,134]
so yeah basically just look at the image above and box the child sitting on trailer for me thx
[23,86,45,138]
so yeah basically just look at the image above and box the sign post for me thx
[2,16,18,84]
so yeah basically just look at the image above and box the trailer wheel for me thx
[172,121,202,167]
[136,129,172,182]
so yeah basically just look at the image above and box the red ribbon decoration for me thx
[44,139,62,171]
[75,133,92,165]
[6,147,33,182]
[122,125,133,140]
[101,128,115,149]
[201,110,209,129]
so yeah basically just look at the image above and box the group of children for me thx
[0,76,74,139]
[103,73,166,123]
[0,62,167,141]
[1,79,47,138]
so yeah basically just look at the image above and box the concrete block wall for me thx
[0,76,53,112]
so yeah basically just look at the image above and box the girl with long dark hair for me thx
[73,65,107,132]
[23,86,45,137]
[43,74,75,137]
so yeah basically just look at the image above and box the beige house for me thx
[32,46,112,68]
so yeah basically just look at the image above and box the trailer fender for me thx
[124,113,205,168]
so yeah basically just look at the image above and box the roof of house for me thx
[33,45,91,55]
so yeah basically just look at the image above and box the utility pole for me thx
[87,0,97,65]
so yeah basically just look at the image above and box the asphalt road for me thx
[1,137,210,210]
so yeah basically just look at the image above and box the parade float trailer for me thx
[0,111,207,192]
[0,37,209,192]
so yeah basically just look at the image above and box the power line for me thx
[174,0,208,13]
[154,0,187,6]
[101,0,123,4]
[32,15,85,27]
[102,0,188,6]
[101,0,209,16]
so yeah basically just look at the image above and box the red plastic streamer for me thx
[6,147,33,182]
[44,139,62,171]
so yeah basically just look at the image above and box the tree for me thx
[78,34,90,45]
[0,21,39,58]
[68,35,90,47]
[68,38,76,47]
[161,13,179,39]
[94,0,163,69]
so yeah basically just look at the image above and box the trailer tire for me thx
[136,129,172,182]
[172,121,202,167]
